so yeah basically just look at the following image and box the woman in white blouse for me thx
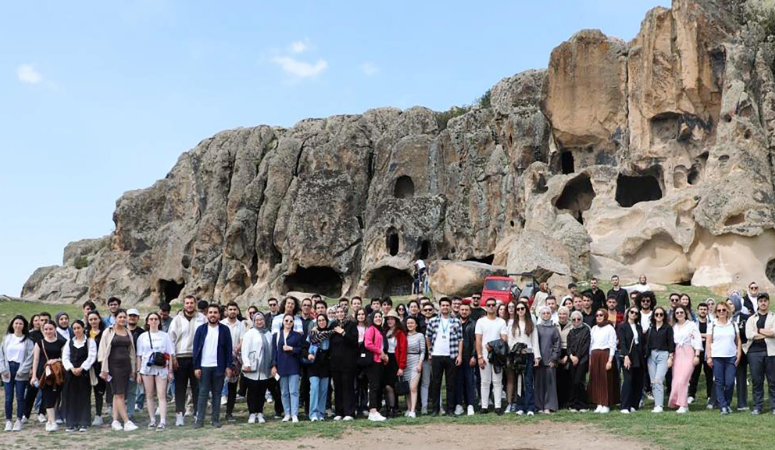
[135,313,175,431]
[668,305,702,413]
[587,308,619,413]
[1,315,35,432]
[62,320,97,431]
[241,312,274,424]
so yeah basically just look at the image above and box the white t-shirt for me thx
[221,318,246,350]
[710,322,737,358]
[136,331,175,375]
[6,335,26,363]
[415,260,426,270]
[476,316,506,359]
[202,325,220,368]
[432,317,452,356]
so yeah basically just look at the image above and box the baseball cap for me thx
[127,309,140,316]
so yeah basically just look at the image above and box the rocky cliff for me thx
[22,0,775,305]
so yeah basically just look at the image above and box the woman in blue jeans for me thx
[646,306,674,413]
[272,314,303,423]
[302,314,332,421]
[705,301,742,415]
[0,315,34,431]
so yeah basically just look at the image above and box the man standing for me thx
[546,296,559,324]
[425,297,463,416]
[193,304,233,428]
[745,293,775,415]
[220,301,246,422]
[169,295,207,426]
[572,294,584,313]
[475,298,507,415]
[581,293,595,327]
[351,297,362,311]
[606,275,630,313]
[532,282,550,313]
[455,301,477,416]
[299,297,314,416]
[338,297,350,310]
[381,298,393,316]
[689,302,714,407]
[103,297,121,327]
[82,300,96,324]
[126,309,144,421]
[265,298,280,326]
[587,278,606,313]
[159,303,173,332]
[451,297,462,318]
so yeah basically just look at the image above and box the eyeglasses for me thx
[596,314,605,317]
[674,311,685,315]
[423,308,433,312]
[716,309,728,314]
[654,313,664,317]
[572,318,581,322]
[516,307,526,311]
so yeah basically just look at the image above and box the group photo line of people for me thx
[2,274,775,434]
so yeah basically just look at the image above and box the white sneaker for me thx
[310,417,318,422]
[516,410,524,416]
[21,416,27,425]
[13,420,22,432]
[467,405,475,416]
[4,421,12,432]
[687,396,695,405]
[526,411,534,416]
[407,411,416,418]
[652,406,663,413]
[503,404,512,414]
[282,415,290,422]
[600,407,610,414]
[111,421,123,431]
[37,414,46,424]
[291,416,299,423]
[620,409,630,414]
[47,422,58,432]
[220,395,227,406]
[92,416,103,426]
[594,405,603,413]
[333,415,342,421]
[175,413,184,427]
[257,413,265,424]
[248,414,256,424]
[454,405,464,416]
[343,416,354,421]
[368,411,386,422]
[124,421,138,431]
[630,407,636,413]
[676,406,688,414]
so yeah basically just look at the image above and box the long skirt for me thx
[587,349,619,407]
[63,372,92,427]
[534,365,558,411]
[668,345,695,408]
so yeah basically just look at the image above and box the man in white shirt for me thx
[220,301,246,421]
[168,295,207,426]
[425,297,463,416]
[475,297,507,414]
[193,304,233,429]
[546,296,560,324]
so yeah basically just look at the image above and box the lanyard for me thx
[440,318,449,335]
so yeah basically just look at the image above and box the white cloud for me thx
[359,62,380,76]
[272,56,328,79]
[17,64,42,84]
[289,39,310,54]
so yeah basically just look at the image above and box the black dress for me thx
[37,338,66,409]
[63,339,92,427]
[108,333,132,395]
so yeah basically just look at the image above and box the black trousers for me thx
[245,378,268,414]
[568,362,588,410]
[355,366,369,413]
[621,365,644,410]
[748,352,775,411]
[430,356,457,412]
[333,368,356,416]
[557,361,572,409]
[267,377,284,416]
[300,365,310,414]
[174,357,199,415]
[226,379,238,416]
[366,362,384,410]
[689,350,714,401]
[735,352,749,408]
[23,384,45,418]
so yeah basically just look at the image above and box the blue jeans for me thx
[196,368,225,424]
[712,356,736,410]
[309,376,328,420]
[455,364,476,407]
[280,374,300,417]
[126,377,138,417]
[516,354,535,413]
[648,350,669,408]
[4,361,27,420]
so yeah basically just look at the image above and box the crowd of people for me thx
[1,275,774,434]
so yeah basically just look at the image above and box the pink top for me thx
[364,326,384,363]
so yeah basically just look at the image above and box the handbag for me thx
[147,332,168,367]
[395,375,410,396]
[357,341,372,367]
[40,342,65,387]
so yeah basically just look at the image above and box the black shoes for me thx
[495,407,503,416]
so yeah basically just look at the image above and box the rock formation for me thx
[21,0,775,305]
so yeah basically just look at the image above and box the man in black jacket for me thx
[607,275,630,313]
[454,301,478,416]
[586,277,607,312]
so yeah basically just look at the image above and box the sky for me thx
[0,0,671,296]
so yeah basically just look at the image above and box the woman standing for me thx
[420,304,436,414]
[30,322,66,432]
[556,307,573,410]
[396,304,407,323]
[303,314,333,422]
[705,301,741,415]
[619,307,645,414]
[98,309,138,431]
[534,307,560,414]
[497,304,509,322]
[354,308,370,417]
[587,309,619,414]
[85,312,107,426]
[364,311,388,422]
[330,306,358,421]
[55,312,73,341]
[566,311,590,411]
[62,320,96,431]
[272,314,303,423]
[1,315,34,432]
[241,312,273,424]
[646,306,674,413]
[668,305,702,413]
[403,316,425,418]
[501,301,518,413]
[679,294,697,321]
[136,313,174,431]
[382,310,407,418]
[505,301,539,416]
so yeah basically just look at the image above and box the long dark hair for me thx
[86,311,106,333]
[651,306,668,328]
[6,315,30,341]
[511,300,534,337]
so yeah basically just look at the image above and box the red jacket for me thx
[393,330,407,370]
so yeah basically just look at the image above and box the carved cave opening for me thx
[419,240,430,260]
[561,151,575,174]
[394,176,415,199]
[467,254,495,265]
[766,259,775,286]
[159,279,185,303]
[615,172,663,207]
[554,173,595,224]
[365,266,414,298]
[283,266,342,297]
[387,227,399,256]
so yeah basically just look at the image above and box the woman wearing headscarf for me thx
[587,308,619,413]
[61,319,97,431]
[329,305,359,421]
[566,310,590,411]
[241,312,274,424]
[303,314,334,422]
[556,306,573,410]
[534,306,561,413]
[55,312,74,341]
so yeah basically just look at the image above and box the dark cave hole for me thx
[283,266,342,297]
[554,173,596,224]
[394,175,415,199]
[560,151,575,174]
[159,279,185,303]
[466,254,495,265]
[387,227,399,256]
[419,240,430,260]
[615,173,663,207]
[365,266,414,298]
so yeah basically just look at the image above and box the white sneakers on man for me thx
[291,415,299,423]
[175,412,185,426]
[257,413,266,424]
[248,414,256,424]
[676,407,688,414]
[454,405,464,416]
[92,416,103,426]
[368,411,386,422]
[467,405,475,416]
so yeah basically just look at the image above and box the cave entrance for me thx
[365,267,414,298]
[615,173,663,207]
[283,266,342,297]
[159,279,185,303]
[419,240,430,260]
[394,176,415,199]
[466,254,495,265]
[561,151,575,174]
[766,259,775,286]
[387,227,399,256]
[554,173,595,224]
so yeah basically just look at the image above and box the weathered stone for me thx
[428,261,507,298]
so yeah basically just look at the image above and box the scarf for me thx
[253,312,272,376]
[309,326,334,347]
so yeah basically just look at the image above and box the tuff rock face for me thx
[21,0,775,305]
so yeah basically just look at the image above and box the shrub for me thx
[74,256,89,270]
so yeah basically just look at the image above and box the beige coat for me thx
[97,326,137,375]
[745,311,775,356]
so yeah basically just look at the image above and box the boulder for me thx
[428,261,507,298]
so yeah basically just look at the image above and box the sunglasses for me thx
[628,311,638,315]
[516,307,526,311]
[596,314,605,317]
[716,309,728,313]
[675,311,685,315]
[654,312,664,317]
[572,318,581,322]
[485,303,496,308]
[423,308,433,312]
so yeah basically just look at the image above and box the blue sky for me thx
[0,0,670,296]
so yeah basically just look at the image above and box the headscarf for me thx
[728,291,743,320]
[309,316,334,346]
[570,311,584,329]
[252,312,272,376]
[537,306,554,326]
